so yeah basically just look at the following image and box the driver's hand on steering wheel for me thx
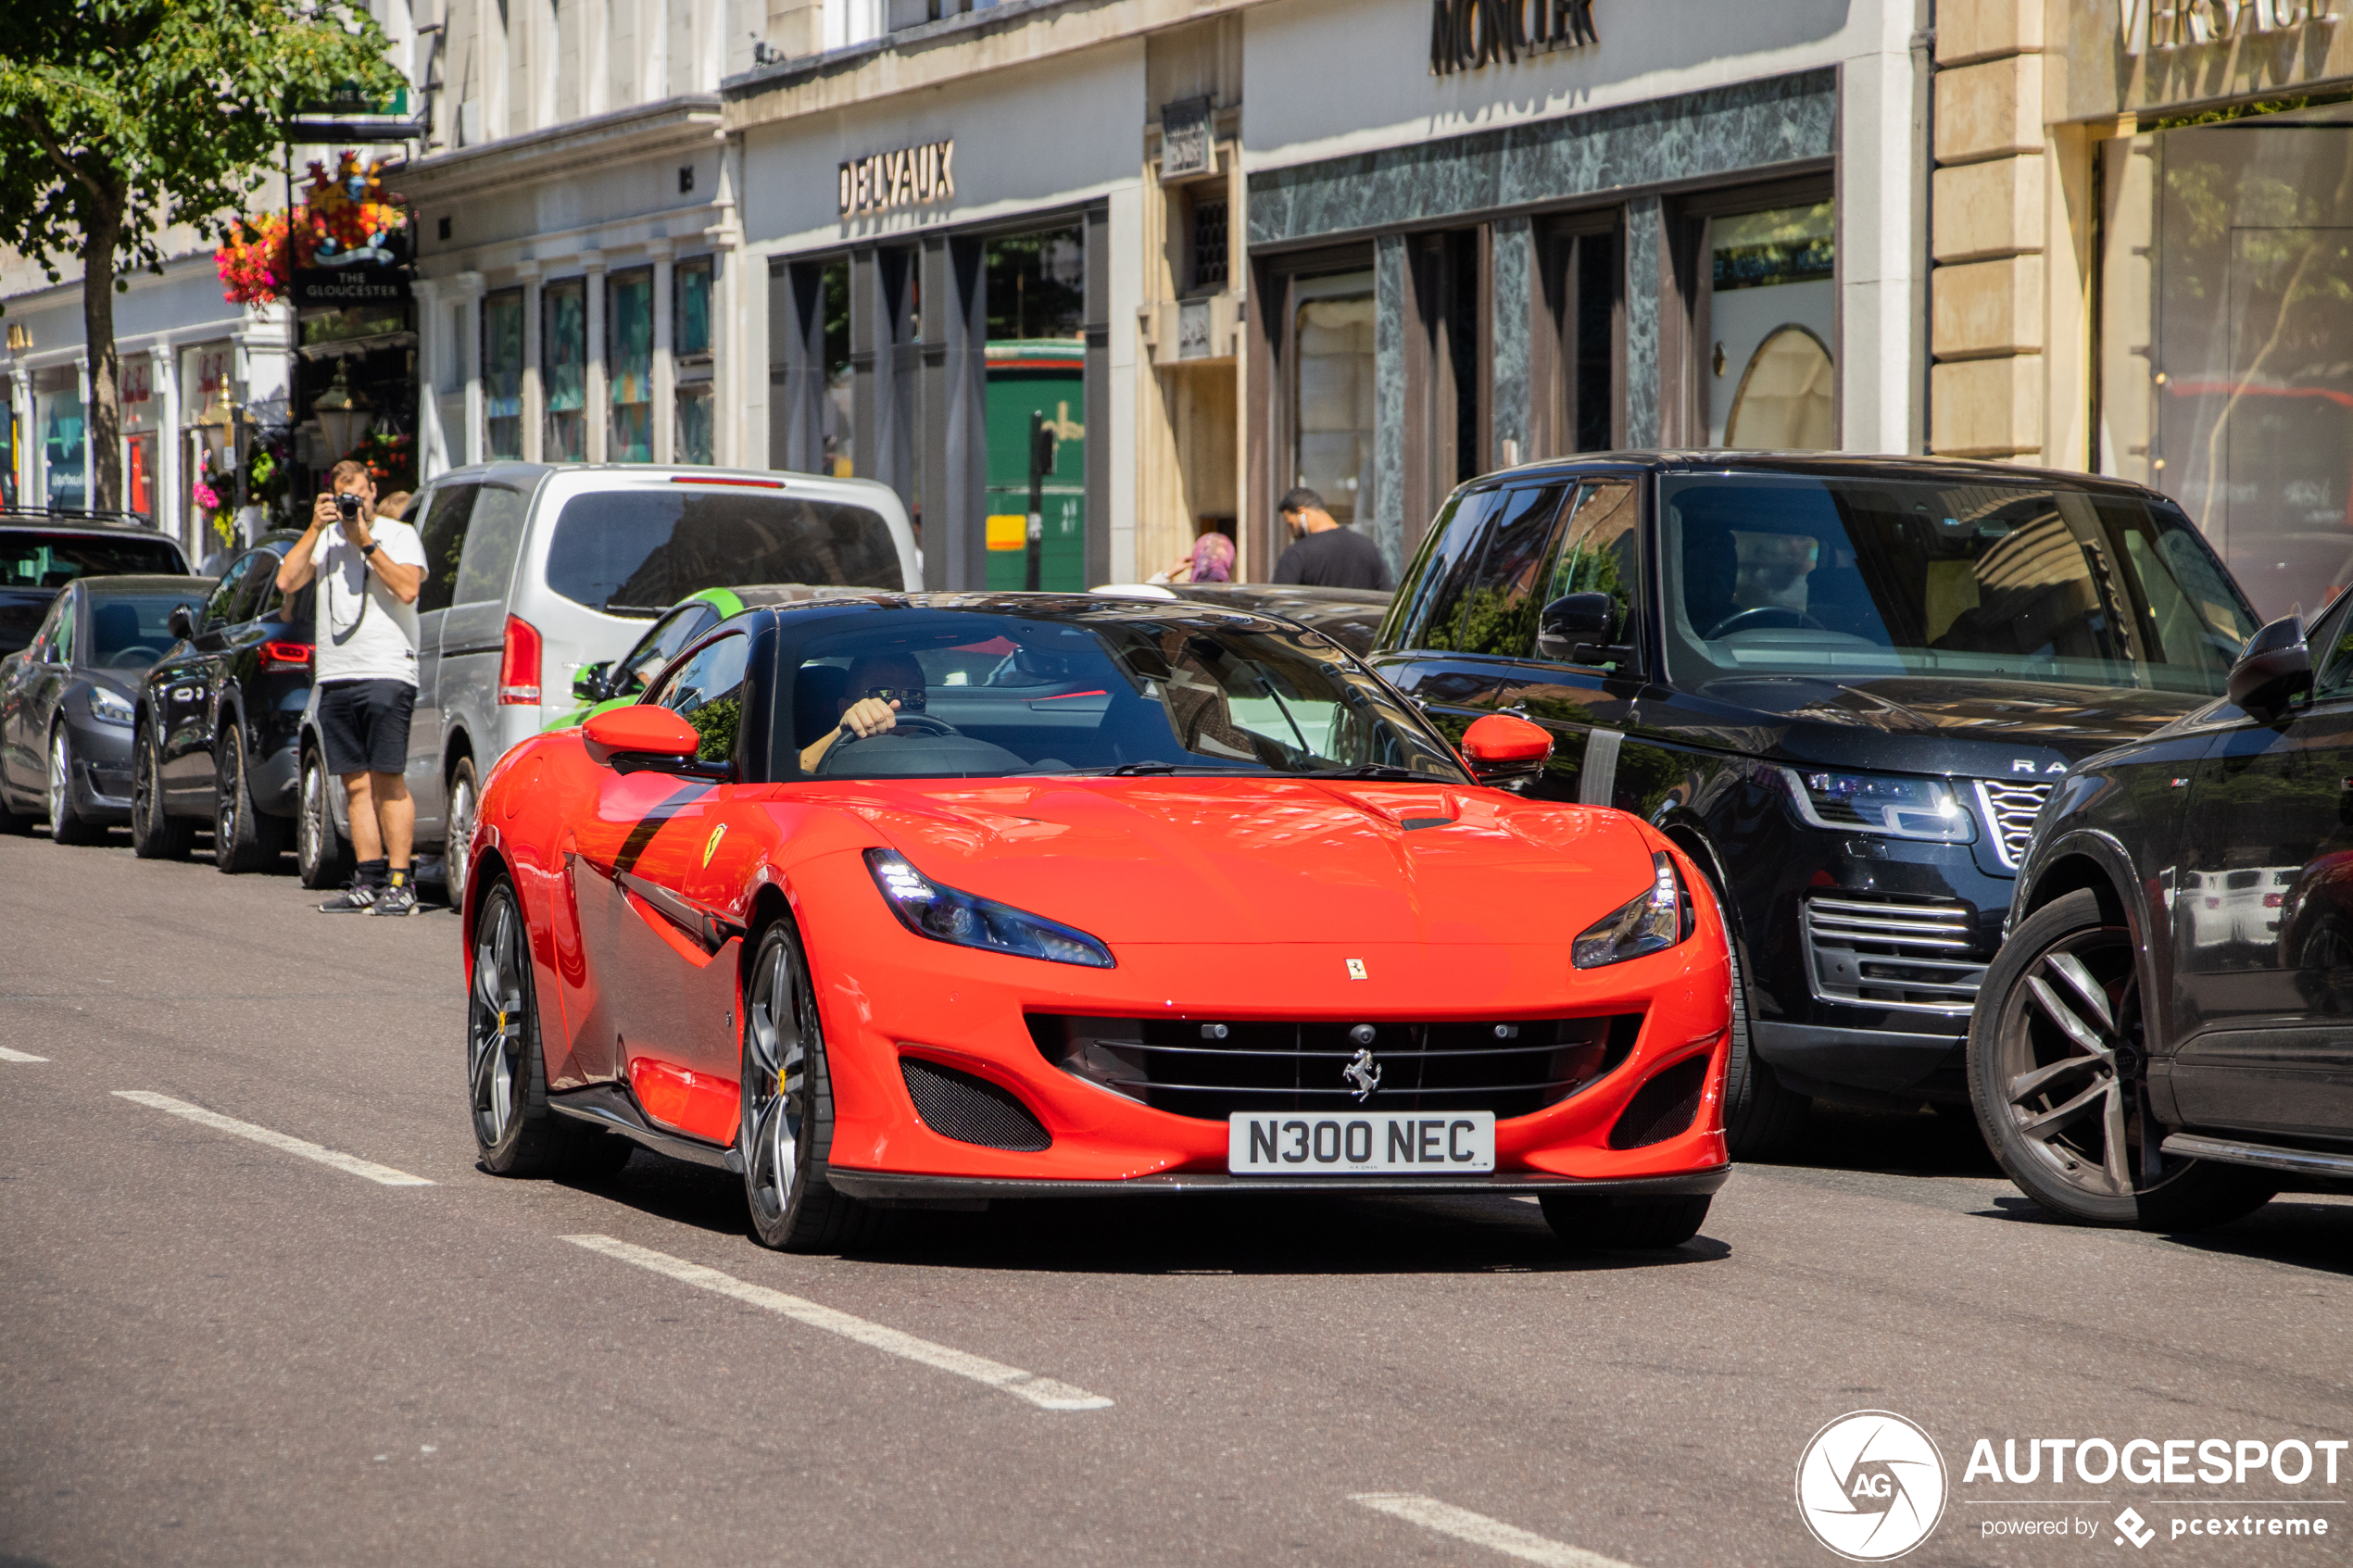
[839,696,900,740]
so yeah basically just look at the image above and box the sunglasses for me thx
[862,684,925,711]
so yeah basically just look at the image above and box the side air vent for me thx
[900,1058,1052,1152]
[1974,779,2057,871]
[1607,1054,1710,1150]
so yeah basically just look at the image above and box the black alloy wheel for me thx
[739,916,887,1253]
[1539,1191,1714,1249]
[467,875,629,1179]
[212,734,285,874]
[47,726,101,846]
[131,725,193,859]
[296,744,349,889]
[1969,889,2274,1230]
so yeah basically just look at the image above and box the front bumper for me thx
[67,717,134,822]
[829,1166,1732,1202]
[797,851,1736,1191]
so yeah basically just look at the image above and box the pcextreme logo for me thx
[1796,1411,1950,1562]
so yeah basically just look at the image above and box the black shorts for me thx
[319,679,416,777]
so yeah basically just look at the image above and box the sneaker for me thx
[320,883,379,913]
[371,882,418,917]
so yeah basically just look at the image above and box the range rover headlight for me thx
[1573,851,1694,969]
[863,848,1114,969]
[1781,767,1976,843]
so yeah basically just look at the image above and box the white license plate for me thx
[1227,1111,1496,1174]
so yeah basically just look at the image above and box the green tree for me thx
[0,0,399,510]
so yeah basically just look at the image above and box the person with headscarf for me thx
[1148,530,1237,585]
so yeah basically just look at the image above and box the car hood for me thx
[835,777,1660,947]
[1682,674,2210,767]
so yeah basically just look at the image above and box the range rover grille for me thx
[1802,895,1986,1015]
[1974,779,2057,871]
[1027,1013,1642,1122]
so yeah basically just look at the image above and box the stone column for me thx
[707,237,739,468]
[1369,233,1409,577]
[75,355,92,508]
[648,237,675,464]
[1623,197,1663,448]
[584,252,608,464]
[411,276,446,479]
[1490,217,1532,465]
[457,270,485,467]
[10,367,31,509]
[151,344,181,552]
[517,258,544,463]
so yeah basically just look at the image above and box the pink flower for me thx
[192,482,220,510]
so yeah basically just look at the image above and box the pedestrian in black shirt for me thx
[1270,487,1393,591]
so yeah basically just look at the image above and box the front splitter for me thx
[826,1164,1730,1202]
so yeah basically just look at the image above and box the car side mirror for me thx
[168,604,194,642]
[1460,712,1554,789]
[1535,592,1630,665]
[583,705,733,780]
[573,661,610,703]
[2226,614,2312,716]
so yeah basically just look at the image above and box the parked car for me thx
[1369,454,2264,1156]
[1092,582,1393,655]
[296,464,920,902]
[128,533,316,872]
[0,573,214,841]
[1973,600,2353,1228]
[463,594,1731,1251]
[544,583,886,731]
[1,509,191,658]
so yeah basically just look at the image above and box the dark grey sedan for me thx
[0,574,214,842]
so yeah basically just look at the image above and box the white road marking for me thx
[1352,1495,1641,1568]
[111,1091,434,1186]
[0,1047,49,1062]
[563,1234,1114,1412]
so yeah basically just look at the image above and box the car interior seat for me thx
[791,663,849,751]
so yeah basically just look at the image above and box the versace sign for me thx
[1430,0,1598,75]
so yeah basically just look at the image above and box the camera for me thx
[335,493,362,521]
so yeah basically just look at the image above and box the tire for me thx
[47,727,102,845]
[1968,887,2275,1231]
[467,875,629,1178]
[1701,871,1808,1160]
[131,725,194,859]
[296,743,350,890]
[1540,1192,1713,1249]
[739,914,890,1253]
[444,756,479,910]
[212,732,286,874]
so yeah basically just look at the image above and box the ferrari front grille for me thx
[1027,1013,1642,1122]
[1802,894,1986,1016]
[900,1057,1052,1152]
[1973,778,2056,871]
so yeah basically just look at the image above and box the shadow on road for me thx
[1751,1101,2004,1180]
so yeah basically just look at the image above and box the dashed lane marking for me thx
[563,1234,1114,1412]
[1352,1494,1641,1568]
[0,1047,49,1062]
[111,1091,434,1186]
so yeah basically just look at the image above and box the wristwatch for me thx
[360,541,379,558]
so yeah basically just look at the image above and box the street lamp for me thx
[312,361,373,458]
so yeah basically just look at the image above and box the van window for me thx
[544,491,900,615]
[454,485,530,605]
[413,484,478,614]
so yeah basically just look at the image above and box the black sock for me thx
[387,867,409,889]
[357,857,390,890]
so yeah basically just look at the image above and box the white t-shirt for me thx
[313,516,429,686]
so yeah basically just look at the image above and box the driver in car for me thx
[799,652,925,772]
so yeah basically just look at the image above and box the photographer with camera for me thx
[274,459,429,915]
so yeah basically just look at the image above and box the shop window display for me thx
[983,227,1087,590]
[484,290,524,461]
[34,367,84,510]
[544,280,586,462]
[674,258,714,466]
[823,260,852,477]
[1706,201,1835,450]
[1290,270,1376,527]
[609,268,654,463]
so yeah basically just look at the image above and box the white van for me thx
[295,462,919,903]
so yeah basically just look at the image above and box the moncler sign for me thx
[1430,0,1598,74]
[838,139,955,218]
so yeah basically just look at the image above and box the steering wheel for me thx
[107,646,161,668]
[1702,606,1829,640]
[815,711,961,774]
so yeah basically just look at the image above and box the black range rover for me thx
[1369,454,2262,1155]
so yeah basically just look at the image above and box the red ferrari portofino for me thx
[462,595,1731,1251]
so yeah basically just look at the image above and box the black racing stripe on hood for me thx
[612,783,714,874]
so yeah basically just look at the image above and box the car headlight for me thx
[863,848,1114,969]
[1780,766,1975,843]
[86,687,134,725]
[1573,851,1694,969]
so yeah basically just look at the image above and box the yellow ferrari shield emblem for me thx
[1346,958,1368,980]
[702,822,728,868]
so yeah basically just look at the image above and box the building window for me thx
[543,280,586,461]
[122,356,157,519]
[823,259,851,477]
[984,227,1088,590]
[1290,270,1376,528]
[608,268,654,462]
[483,290,525,460]
[33,366,84,509]
[1542,220,1622,455]
[1190,195,1228,293]
[673,257,714,466]
[1705,200,1834,449]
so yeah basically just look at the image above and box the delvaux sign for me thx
[839,139,955,219]
[1430,0,1599,76]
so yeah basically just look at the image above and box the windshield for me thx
[1658,474,2261,695]
[2,532,185,591]
[777,607,1466,783]
[545,491,903,616]
[87,593,202,668]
